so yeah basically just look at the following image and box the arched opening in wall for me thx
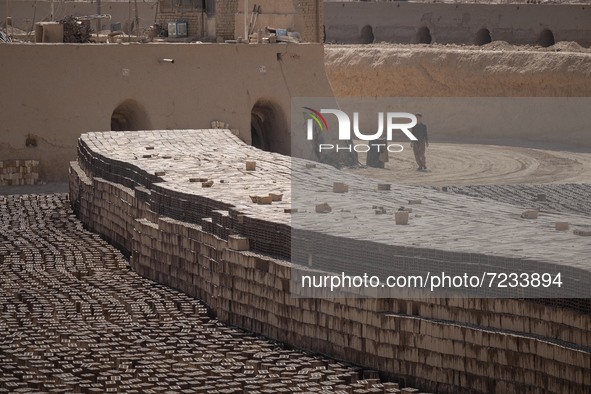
[251,100,289,154]
[360,25,374,44]
[537,29,555,47]
[110,99,151,131]
[474,28,492,46]
[415,26,432,44]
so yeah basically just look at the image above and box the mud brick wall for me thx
[0,44,333,182]
[215,0,238,40]
[296,0,323,43]
[234,0,323,43]
[156,9,204,38]
[0,160,40,186]
[69,132,591,394]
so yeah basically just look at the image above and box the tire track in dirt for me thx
[347,143,591,186]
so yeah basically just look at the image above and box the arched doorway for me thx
[537,29,555,47]
[360,25,374,44]
[475,28,492,45]
[416,26,432,44]
[110,100,151,131]
[251,100,288,154]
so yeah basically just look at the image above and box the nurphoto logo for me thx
[303,108,418,153]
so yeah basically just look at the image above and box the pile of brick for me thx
[1,193,419,393]
[0,159,40,186]
[72,130,591,298]
[69,129,591,394]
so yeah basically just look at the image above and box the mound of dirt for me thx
[324,44,591,97]
[480,40,518,51]
[3,27,29,36]
[548,41,590,53]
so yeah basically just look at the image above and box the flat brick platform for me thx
[69,129,591,394]
[74,129,590,298]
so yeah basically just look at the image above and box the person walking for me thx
[410,113,428,170]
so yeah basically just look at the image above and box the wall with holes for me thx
[324,2,591,47]
[0,43,332,182]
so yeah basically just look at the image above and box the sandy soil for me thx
[346,142,591,186]
[326,41,591,54]
[325,44,591,98]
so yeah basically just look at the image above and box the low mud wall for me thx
[69,130,591,394]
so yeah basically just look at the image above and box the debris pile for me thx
[0,29,12,43]
[60,16,93,43]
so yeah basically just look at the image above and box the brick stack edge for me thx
[0,160,40,186]
[69,130,591,394]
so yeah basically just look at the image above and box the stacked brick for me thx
[215,0,238,40]
[1,194,414,393]
[157,7,204,38]
[154,0,322,42]
[296,0,323,43]
[446,183,591,216]
[69,129,591,394]
[0,159,40,186]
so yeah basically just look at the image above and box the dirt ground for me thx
[326,41,591,54]
[346,142,591,186]
[0,182,68,196]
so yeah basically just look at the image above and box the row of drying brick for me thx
[222,263,590,392]
[77,139,294,259]
[76,133,591,300]
[2,193,416,394]
[70,130,591,392]
[69,162,590,393]
[113,173,591,349]
[70,163,424,393]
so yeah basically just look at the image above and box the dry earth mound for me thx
[325,44,591,97]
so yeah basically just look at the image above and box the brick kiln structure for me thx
[0,43,332,182]
[324,1,591,47]
[69,129,591,394]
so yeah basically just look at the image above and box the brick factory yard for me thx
[0,193,407,393]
